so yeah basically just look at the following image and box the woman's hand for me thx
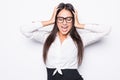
[49,6,58,24]
[40,6,58,27]
[73,10,84,29]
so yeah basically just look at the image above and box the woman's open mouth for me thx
[61,26,68,32]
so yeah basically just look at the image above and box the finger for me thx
[72,11,75,16]
[74,9,78,14]
[72,9,78,15]
[53,6,58,13]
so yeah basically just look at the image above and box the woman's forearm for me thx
[41,20,54,27]
[75,23,85,29]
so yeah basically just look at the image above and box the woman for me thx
[20,3,111,80]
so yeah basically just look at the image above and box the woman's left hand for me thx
[73,10,84,29]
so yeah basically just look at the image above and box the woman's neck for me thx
[58,32,68,44]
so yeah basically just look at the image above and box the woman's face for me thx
[57,9,73,36]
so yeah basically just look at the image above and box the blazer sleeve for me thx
[20,22,53,44]
[77,24,111,47]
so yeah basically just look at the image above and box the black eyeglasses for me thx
[57,17,73,23]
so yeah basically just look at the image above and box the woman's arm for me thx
[20,7,58,43]
[74,10,111,47]
[20,22,51,43]
[79,24,111,47]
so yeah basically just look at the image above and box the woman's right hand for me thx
[49,6,58,24]
[40,6,58,27]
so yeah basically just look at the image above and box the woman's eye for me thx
[58,18,63,21]
[67,18,72,21]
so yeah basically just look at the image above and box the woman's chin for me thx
[61,31,69,35]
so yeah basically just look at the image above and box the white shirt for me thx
[20,22,111,75]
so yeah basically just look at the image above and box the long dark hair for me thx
[43,3,84,66]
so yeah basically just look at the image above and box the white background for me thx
[1,0,120,80]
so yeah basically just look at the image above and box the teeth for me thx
[62,26,68,28]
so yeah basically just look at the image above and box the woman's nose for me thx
[63,19,67,24]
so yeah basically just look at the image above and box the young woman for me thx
[20,3,111,80]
